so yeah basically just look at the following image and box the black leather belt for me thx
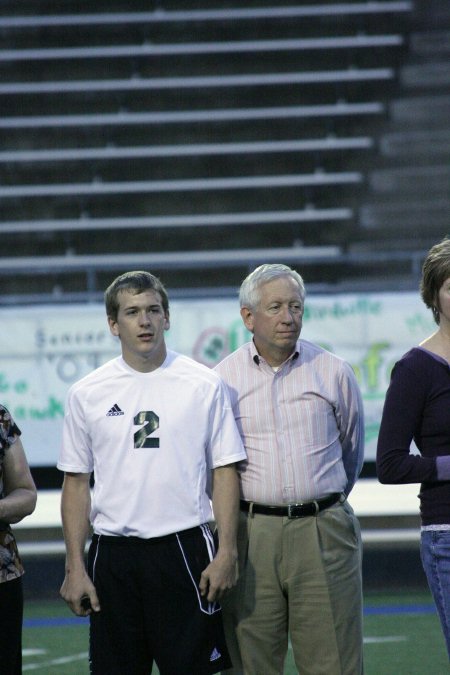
[240,493,341,518]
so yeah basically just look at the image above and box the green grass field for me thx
[23,591,448,673]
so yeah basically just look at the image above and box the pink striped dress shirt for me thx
[214,339,364,505]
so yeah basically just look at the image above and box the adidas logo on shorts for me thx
[210,647,221,662]
[106,403,124,416]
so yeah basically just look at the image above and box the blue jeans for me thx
[420,529,450,659]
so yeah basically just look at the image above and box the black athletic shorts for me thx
[87,524,232,675]
[0,576,23,675]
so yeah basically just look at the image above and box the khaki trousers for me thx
[222,500,363,675]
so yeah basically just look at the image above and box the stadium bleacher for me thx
[1,0,448,303]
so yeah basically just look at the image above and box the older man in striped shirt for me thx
[215,263,364,675]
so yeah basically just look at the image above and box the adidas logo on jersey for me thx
[106,404,124,416]
[210,647,221,662]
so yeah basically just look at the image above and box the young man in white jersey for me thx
[58,270,246,675]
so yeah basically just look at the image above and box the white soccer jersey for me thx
[57,350,246,538]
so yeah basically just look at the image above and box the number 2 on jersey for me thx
[134,411,160,448]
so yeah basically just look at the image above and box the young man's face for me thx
[108,289,170,372]
[240,275,303,367]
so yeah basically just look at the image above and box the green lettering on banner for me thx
[229,318,251,353]
[14,406,26,420]
[362,342,390,392]
[0,373,8,392]
[303,298,381,322]
[405,312,434,333]
[14,380,28,394]
[365,422,381,444]
[0,372,28,394]
[9,397,64,421]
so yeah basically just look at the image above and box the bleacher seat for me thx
[1,0,448,300]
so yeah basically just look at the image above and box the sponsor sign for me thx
[0,293,434,465]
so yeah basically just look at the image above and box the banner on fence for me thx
[0,292,434,465]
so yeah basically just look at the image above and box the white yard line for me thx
[364,636,408,644]
[22,652,88,671]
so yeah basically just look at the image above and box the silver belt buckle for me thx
[287,502,303,518]
[287,500,319,518]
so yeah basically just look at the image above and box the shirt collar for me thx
[250,339,300,366]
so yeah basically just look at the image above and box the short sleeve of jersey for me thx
[57,384,93,473]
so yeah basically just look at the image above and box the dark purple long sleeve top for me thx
[376,347,450,526]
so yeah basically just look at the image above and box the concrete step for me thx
[369,164,450,194]
[380,128,450,158]
[360,197,450,228]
